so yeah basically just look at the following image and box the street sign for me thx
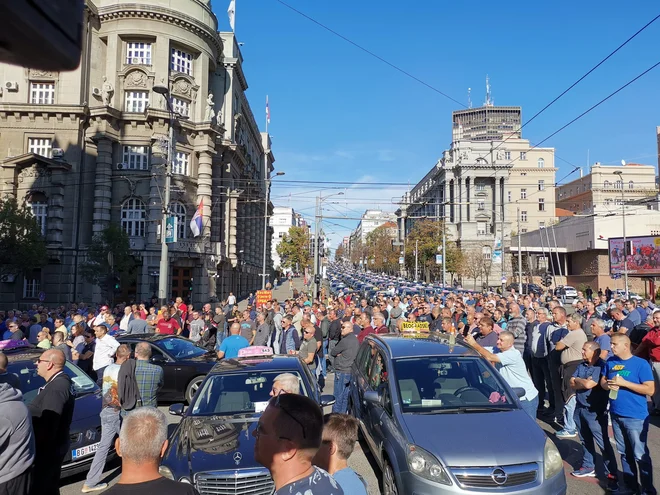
[612,273,621,279]
[165,216,177,243]
[392,241,403,246]
[435,254,443,264]
[501,276,507,284]
[38,291,45,302]
[399,256,404,265]
[255,290,272,307]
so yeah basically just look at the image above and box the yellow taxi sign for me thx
[401,321,430,332]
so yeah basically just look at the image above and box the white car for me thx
[556,285,578,299]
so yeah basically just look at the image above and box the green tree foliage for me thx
[364,225,399,274]
[277,226,311,271]
[80,223,137,288]
[404,219,462,282]
[335,243,346,261]
[0,198,47,275]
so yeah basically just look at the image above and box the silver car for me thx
[350,333,566,494]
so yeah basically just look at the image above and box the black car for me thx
[160,350,335,492]
[506,283,543,295]
[4,347,107,477]
[117,334,217,403]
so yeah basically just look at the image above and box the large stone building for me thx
[556,162,657,214]
[0,0,275,306]
[397,102,557,285]
[348,209,397,254]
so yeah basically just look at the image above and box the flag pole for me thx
[266,95,269,134]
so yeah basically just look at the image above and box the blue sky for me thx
[211,0,660,247]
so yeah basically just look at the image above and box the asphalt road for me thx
[58,281,660,494]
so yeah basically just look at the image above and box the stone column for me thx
[148,138,167,247]
[197,151,213,299]
[92,138,113,234]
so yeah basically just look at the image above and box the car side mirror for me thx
[364,390,381,405]
[320,394,336,407]
[151,354,167,364]
[169,403,185,416]
[512,387,526,399]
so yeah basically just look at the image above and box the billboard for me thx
[609,235,660,276]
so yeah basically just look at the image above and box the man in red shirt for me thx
[634,310,660,414]
[156,306,181,335]
[357,313,374,344]
[373,313,389,334]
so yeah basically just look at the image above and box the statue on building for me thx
[101,76,114,106]
[216,109,223,126]
[496,150,505,161]
[205,93,215,121]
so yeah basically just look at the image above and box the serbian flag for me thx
[266,95,270,125]
[190,199,203,237]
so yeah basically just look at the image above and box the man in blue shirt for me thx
[569,341,618,489]
[313,414,367,495]
[590,318,613,361]
[601,334,655,495]
[217,322,249,359]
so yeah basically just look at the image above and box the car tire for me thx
[382,460,399,495]
[185,376,204,404]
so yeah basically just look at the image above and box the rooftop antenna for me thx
[467,87,472,108]
[485,75,493,107]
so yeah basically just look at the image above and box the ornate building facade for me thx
[0,0,274,305]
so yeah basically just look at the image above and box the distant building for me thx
[270,207,299,272]
[349,209,397,255]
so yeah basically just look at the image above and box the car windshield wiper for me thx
[413,406,513,414]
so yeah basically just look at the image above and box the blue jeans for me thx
[332,372,351,414]
[563,395,577,433]
[520,395,539,420]
[85,408,120,487]
[611,414,656,494]
[574,407,618,475]
[321,340,328,378]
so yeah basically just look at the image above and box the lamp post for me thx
[314,191,344,298]
[152,83,189,306]
[262,171,285,289]
[614,167,629,298]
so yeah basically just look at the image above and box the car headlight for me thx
[158,465,174,480]
[179,477,192,484]
[544,438,563,480]
[406,444,452,485]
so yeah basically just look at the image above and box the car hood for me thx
[164,414,260,476]
[402,410,546,467]
[177,351,218,365]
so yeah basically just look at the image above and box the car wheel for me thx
[382,460,398,495]
[185,376,204,404]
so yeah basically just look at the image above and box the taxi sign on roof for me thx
[238,346,273,358]
[401,321,429,332]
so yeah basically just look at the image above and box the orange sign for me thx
[256,290,272,307]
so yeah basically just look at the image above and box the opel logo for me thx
[233,452,242,465]
[491,468,508,485]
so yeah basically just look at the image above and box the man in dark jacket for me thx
[331,321,359,414]
[0,382,35,495]
[28,349,75,495]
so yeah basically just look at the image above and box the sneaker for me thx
[605,474,619,492]
[571,467,596,478]
[81,484,108,493]
[555,429,578,438]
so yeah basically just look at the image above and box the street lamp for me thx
[613,166,629,298]
[262,170,285,289]
[314,191,344,297]
[152,83,189,306]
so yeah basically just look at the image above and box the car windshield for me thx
[7,360,97,403]
[155,337,208,359]
[393,356,516,413]
[190,371,306,416]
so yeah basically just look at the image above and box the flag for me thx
[190,199,203,237]
[227,0,235,31]
[266,95,270,125]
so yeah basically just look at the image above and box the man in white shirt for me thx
[227,292,237,311]
[92,325,120,386]
[92,305,110,327]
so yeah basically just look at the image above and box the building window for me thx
[538,180,545,191]
[538,198,545,211]
[477,200,485,210]
[122,145,150,170]
[520,152,527,161]
[604,180,610,188]
[615,180,623,190]
[27,197,47,236]
[30,82,55,104]
[520,188,527,199]
[504,151,511,160]
[537,158,545,168]
[539,221,545,228]
[628,180,634,189]
[121,198,146,237]
[170,201,187,240]
[605,198,613,205]
[171,48,193,75]
[28,138,52,157]
[476,183,485,192]
[521,228,528,233]
[482,246,491,260]
[126,42,152,65]
[477,221,487,235]
[521,211,528,222]
[520,172,527,176]
[507,191,512,202]
[172,97,190,117]
[23,272,41,299]
[173,151,190,175]
[125,90,149,113]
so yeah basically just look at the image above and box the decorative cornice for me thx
[98,4,223,59]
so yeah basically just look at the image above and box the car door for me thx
[148,344,178,399]
[366,350,393,467]
[350,343,372,418]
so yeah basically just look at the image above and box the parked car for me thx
[4,347,110,477]
[554,285,578,299]
[160,348,335,492]
[117,334,217,403]
[350,333,566,494]
[506,283,544,295]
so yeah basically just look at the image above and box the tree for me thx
[277,226,311,271]
[365,225,399,274]
[463,248,484,290]
[335,243,346,261]
[80,223,138,293]
[403,219,456,282]
[0,197,47,276]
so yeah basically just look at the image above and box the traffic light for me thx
[541,272,553,287]
[111,273,121,294]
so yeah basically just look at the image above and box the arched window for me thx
[628,181,634,189]
[121,198,146,236]
[615,180,623,190]
[604,180,611,188]
[26,193,47,236]
[537,158,545,168]
[170,201,187,240]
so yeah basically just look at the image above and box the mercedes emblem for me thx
[233,452,243,465]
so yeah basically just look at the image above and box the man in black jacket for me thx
[327,310,341,373]
[29,349,75,495]
[331,321,359,414]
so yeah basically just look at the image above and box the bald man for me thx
[28,349,75,495]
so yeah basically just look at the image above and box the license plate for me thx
[72,441,101,460]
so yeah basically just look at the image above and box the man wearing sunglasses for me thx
[254,394,344,494]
